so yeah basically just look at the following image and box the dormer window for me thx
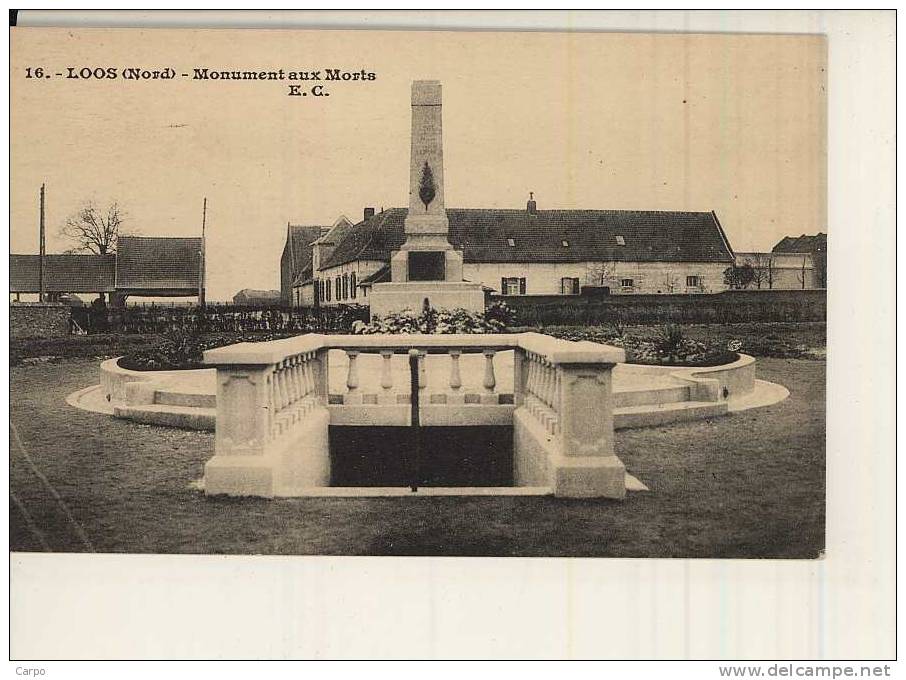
[561,240,570,247]
[507,238,515,247]
[615,235,626,246]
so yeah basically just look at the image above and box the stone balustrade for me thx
[202,333,626,498]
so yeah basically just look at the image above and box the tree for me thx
[796,254,809,289]
[723,263,756,290]
[60,200,128,254]
[746,254,774,289]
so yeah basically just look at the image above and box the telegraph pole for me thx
[199,197,207,307]
[38,183,46,303]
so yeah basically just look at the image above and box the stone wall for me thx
[10,303,70,339]
[496,289,827,325]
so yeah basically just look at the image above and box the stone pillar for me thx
[551,360,625,499]
[204,366,277,497]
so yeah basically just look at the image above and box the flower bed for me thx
[351,302,514,335]
[542,324,738,368]
[117,329,302,371]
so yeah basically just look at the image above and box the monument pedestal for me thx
[369,281,486,318]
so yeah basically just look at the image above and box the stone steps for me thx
[154,389,216,409]
[614,400,727,430]
[113,403,216,430]
[613,384,691,408]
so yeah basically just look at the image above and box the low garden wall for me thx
[495,289,826,325]
[10,302,70,339]
[99,357,211,406]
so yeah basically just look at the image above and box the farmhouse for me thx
[288,202,736,307]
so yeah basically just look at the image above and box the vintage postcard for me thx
[13,17,892,664]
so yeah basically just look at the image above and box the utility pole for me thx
[38,183,46,303]
[199,197,207,307]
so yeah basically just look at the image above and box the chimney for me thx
[364,207,375,220]
[527,191,537,215]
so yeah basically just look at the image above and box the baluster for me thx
[377,350,394,404]
[267,370,276,437]
[282,360,292,409]
[274,364,285,412]
[524,354,536,413]
[304,353,315,397]
[448,350,462,391]
[296,356,305,399]
[550,366,562,434]
[542,361,554,408]
[380,350,394,391]
[346,350,360,394]
[481,349,497,403]
[287,356,298,406]
[418,350,427,391]
[529,354,539,399]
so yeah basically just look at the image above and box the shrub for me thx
[541,324,737,367]
[352,303,514,335]
[119,328,205,371]
[655,323,685,355]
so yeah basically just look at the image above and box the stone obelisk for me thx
[401,80,451,250]
[371,80,485,317]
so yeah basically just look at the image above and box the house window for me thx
[686,275,700,288]
[295,289,301,306]
[620,278,634,289]
[350,272,356,299]
[615,235,626,246]
[335,277,341,300]
[507,238,516,247]
[342,273,349,300]
[561,277,580,295]
[501,277,526,295]
[325,279,331,302]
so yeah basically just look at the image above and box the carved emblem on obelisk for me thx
[418,161,436,211]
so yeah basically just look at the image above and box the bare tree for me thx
[60,201,128,254]
[746,254,774,289]
[796,254,809,289]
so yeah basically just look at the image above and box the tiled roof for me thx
[292,261,314,286]
[286,225,323,275]
[115,236,202,290]
[772,233,827,254]
[321,207,735,269]
[10,254,116,292]
[234,288,281,302]
[358,264,391,285]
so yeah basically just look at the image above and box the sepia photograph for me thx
[9,27,827,559]
[7,10,896,665]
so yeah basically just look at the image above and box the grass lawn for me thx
[9,352,824,557]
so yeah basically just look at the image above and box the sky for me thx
[11,28,826,301]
